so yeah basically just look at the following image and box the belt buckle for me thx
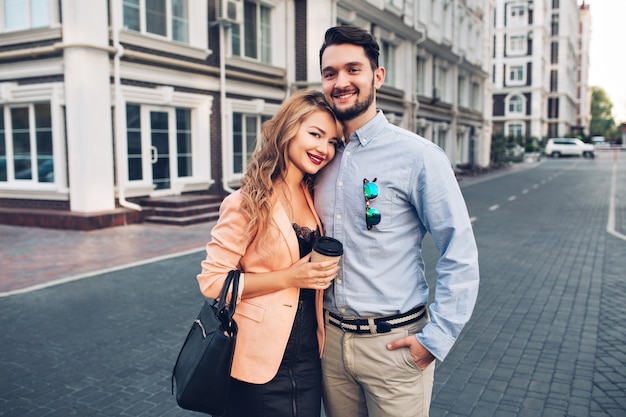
[338,318,349,332]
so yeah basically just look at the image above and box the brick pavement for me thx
[0,150,624,416]
[0,222,216,295]
[429,150,626,417]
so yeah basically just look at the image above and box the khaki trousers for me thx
[321,315,435,417]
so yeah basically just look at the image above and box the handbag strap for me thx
[215,270,240,320]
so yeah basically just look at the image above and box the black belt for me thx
[327,306,426,334]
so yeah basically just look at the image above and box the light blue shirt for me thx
[314,111,479,361]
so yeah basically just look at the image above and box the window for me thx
[511,6,524,17]
[123,0,189,43]
[125,104,193,188]
[437,66,448,102]
[2,0,48,32]
[509,35,525,54]
[508,95,523,113]
[381,40,396,87]
[126,104,143,181]
[551,13,559,36]
[548,122,558,137]
[550,69,558,92]
[436,128,447,150]
[548,97,559,118]
[458,76,467,107]
[509,65,524,82]
[508,123,523,137]
[430,0,438,22]
[0,111,4,181]
[471,82,481,111]
[509,5,525,26]
[232,1,271,63]
[176,108,192,177]
[0,103,54,183]
[415,57,427,96]
[551,41,558,64]
[232,113,271,174]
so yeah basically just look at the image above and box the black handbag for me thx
[171,270,240,415]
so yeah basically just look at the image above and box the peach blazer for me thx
[196,183,325,384]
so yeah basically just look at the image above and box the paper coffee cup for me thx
[310,236,343,263]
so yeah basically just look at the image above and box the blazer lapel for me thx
[273,197,300,263]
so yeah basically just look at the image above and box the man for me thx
[314,26,480,417]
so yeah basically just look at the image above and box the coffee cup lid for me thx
[314,236,343,256]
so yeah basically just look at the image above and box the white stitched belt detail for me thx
[326,306,425,334]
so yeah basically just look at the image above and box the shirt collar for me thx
[349,110,388,147]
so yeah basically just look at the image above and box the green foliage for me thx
[490,134,535,165]
[590,86,617,139]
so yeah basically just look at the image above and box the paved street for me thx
[1,150,625,416]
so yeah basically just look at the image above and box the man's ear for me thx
[374,66,385,90]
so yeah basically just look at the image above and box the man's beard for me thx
[332,81,375,122]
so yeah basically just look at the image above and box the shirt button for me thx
[336,215,341,220]
[340,308,346,314]
[336,279,342,285]
[338,181,343,187]
[345,151,351,156]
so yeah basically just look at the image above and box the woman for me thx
[197,90,343,417]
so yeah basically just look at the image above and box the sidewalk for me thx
[0,221,216,296]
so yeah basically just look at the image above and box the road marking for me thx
[508,196,516,201]
[488,205,499,211]
[522,189,529,194]
[607,159,626,241]
[533,184,539,189]
[470,216,477,223]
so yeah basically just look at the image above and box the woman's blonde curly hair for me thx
[239,89,342,244]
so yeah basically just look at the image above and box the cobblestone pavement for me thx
[428,150,626,417]
[0,149,624,416]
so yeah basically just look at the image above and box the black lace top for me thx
[293,223,320,301]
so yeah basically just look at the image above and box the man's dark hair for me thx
[319,26,380,71]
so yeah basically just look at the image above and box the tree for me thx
[590,86,616,139]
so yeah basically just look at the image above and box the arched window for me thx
[509,95,523,113]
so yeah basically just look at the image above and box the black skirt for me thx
[219,297,321,417]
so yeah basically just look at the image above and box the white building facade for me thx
[492,0,589,140]
[0,0,494,229]
[576,1,591,136]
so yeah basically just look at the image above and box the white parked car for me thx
[544,138,595,158]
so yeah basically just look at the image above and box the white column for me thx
[62,0,115,212]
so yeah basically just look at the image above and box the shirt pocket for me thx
[373,182,400,230]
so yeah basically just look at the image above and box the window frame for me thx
[415,56,427,96]
[380,39,397,87]
[508,94,524,114]
[0,102,55,184]
[231,0,272,64]
[508,64,525,85]
[231,112,271,175]
[122,0,189,44]
[508,34,526,55]
[124,103,195,191]
[508,4,526,27]
[507,122,524,138]
[224,98,281,185]
[1,0,50,33]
